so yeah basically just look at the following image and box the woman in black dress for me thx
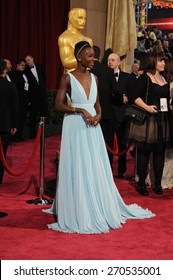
[128,52,170,196]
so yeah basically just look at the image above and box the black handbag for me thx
[125,105,148,124]
[125,77,149,124]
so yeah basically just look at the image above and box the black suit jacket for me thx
[91,60,120,120]
[24,64,47,116]
[0,76,19,132]
[131,72,138,83]
[114,70,134,123]
[9,70,30,105]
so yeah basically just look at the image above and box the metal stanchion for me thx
[26,117,53,205]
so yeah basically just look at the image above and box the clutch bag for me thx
[125,105,148,124]
[126,76,149,125]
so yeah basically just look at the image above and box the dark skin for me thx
[55,47,101,126]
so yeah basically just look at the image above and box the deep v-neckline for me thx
[70,73,92,101]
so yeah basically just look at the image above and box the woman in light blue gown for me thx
[43,41,155,234]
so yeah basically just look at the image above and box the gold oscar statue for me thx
[58,8,93,71]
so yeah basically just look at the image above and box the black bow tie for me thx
[114,72,119,77]
[30,65,34,69]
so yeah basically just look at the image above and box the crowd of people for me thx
[136,25,173,59]
[99,45,173,197]
[0,56,47,186]
[2,55,47,141]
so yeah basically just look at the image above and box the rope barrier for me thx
[105,133,131,156]
[0,127,42,176]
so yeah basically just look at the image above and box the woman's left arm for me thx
[94,93,102,120]
[93,77,101,126]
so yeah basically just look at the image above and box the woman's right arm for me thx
[135,97,158,114]
[55,74,73,113]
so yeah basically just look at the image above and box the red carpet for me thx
[0,135,173,260]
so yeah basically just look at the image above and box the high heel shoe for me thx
[136,185,149,196]
[153,186,163,195]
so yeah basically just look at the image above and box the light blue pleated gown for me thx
[44,72,155,234]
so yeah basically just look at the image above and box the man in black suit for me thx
[91,46,120,170]
[24,54,47,138]
[10,58,30,141]
[108,53,134,178]
[131,63,139,83]
[0,60,19,185]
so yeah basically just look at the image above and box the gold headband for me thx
[76,44,90,56]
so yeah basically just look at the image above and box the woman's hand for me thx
[11,128,17,135]
[86,115,101,126]
[90,115,101,126]
[82,109,100,126]
[82,109,93,124]
[146,105,158,114]
[135,98,158,114]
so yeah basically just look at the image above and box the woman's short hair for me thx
[74,41,91,60]
[146,52,165,74]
